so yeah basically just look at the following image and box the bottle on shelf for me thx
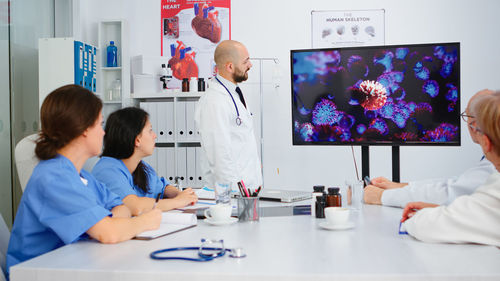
[198,77,205,92]
[111,79,121,101]
[182,78,189,92]
[106,41,118,67]
[189,77,197,93]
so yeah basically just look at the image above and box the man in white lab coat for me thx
[194,40,262,190]
[363,90,496,208]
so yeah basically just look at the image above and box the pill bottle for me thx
[311,185,325,217]
[182,78,189,92]
[326,187,342,207]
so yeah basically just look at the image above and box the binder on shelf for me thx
[186,147,196,187]
[176,101,186,142]
[157,102,168,143]
[166,147,175,182]
[195,146,204,187]
[185,101,196,141]
[156,147,167,179]
[166,102,175,142]
[176,147,187,183]
[74,41,84,87]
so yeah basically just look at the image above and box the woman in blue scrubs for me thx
[92,107,197,215]
[6,85,161,277]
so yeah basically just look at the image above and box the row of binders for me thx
[144,146,204,188]
[74,41,97,92]
[140,101,200,143]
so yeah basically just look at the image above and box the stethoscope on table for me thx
[215,77,243,126]
[150,239,246,262]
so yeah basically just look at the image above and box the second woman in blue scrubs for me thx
[92,107,197,215]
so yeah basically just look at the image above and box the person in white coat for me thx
[364,90,496,207]
[401,89,500,246]
[194,40,262,190]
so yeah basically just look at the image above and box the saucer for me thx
[204,217,238,226]
[319,221,355,231]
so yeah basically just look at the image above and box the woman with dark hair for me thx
[92,107,197,215]
[6,85,161,277]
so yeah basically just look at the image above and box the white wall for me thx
[76,0,500,190]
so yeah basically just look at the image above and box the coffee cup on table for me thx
[324,207,350,225]
[204,204,232,222]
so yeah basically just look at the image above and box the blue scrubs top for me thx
[92,156,169,199]
[6,154,123,276]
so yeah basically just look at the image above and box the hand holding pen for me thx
[153,193,162,209]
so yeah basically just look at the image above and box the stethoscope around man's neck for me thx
[215,76,242,126]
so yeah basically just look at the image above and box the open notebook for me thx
[134,212,197,240]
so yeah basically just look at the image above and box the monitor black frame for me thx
[290,42,461,147]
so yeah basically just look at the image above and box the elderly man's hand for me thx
[363,185,384,205]
[371,176,407,189]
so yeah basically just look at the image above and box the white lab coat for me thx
[403,171,500,247]
[381,158,495,208]
[194,75,262,190]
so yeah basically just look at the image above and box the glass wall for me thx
[0,0,12,226]
[1,0,55,226]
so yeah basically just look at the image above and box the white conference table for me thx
[10,204,500,281]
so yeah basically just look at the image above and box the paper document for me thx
[195,187,239,200]
[135,212,197,240]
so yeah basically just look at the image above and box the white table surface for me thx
[10,205,500,281]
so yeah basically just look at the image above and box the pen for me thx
[237,182,245,197]
[255,186,261,196]
[153,193,161,209]
[241,180,250,197]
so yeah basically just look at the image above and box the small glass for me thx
[237,197,260,222]
[344,180,364,210]
[214,182,232,205]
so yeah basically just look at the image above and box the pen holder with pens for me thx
[237,196,260,222]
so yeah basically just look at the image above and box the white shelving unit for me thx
[133,91,204,188]
[98,20,130,119]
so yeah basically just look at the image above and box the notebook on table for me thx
[134,212,197,240]
[258,189,311,203]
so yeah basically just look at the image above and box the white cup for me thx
[204,204,232,222]
[324,207,350,225]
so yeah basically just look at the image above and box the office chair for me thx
[0,215,10,281]
[14,134,39,192]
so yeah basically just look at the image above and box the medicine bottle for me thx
[182,78,189,92]
[198,77,205,92]
[189,77,198,92]
[326,187,342,207]
[311,185,325,217]
[315,195,326,218]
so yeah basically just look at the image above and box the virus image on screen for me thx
[291,43,460,145]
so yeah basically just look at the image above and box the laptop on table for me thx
[258,189,311,203]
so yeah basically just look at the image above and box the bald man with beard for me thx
[194,40,262,191]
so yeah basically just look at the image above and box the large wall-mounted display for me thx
[160,0,230,88]
[291,42,461,146]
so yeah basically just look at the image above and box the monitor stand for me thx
[361,146,400,183]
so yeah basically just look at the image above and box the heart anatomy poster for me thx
[311,10,385,48]
[161,0,231,87]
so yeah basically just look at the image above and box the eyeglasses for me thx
[460,111,475,122]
